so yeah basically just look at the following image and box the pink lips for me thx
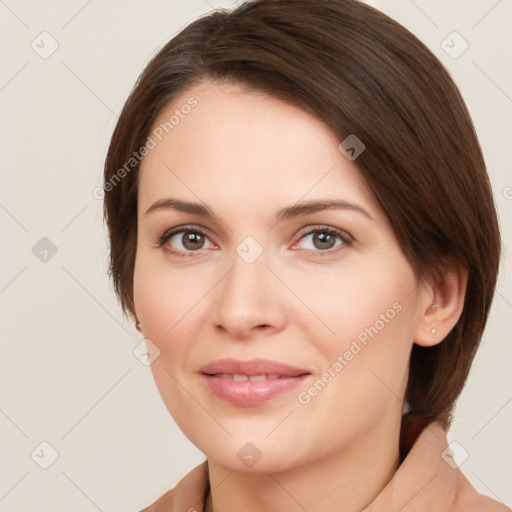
[199,358,312,406]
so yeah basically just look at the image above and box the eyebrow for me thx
[145,198,373,222]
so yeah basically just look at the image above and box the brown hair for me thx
[103,0,501,427]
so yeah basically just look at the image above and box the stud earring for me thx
[431,327,436,335]
[135,321,142,332]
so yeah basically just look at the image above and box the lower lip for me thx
[201,374,311,406]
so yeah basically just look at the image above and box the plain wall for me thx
[0,0,511,510]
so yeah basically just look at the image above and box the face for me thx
[133,79,428,473]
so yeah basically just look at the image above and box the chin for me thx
[209,450,299,474]
[198,433,316,475]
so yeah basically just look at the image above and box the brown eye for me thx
[311,232,338,250]
[158,226,215,256]
[180,231,206,250]
[293,226,353,256]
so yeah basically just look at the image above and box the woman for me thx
[103,0,508,510]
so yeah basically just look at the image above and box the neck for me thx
[207,413,402,512]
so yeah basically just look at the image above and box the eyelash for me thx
[155,224,353,258]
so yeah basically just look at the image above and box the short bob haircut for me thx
[103,0,501,428]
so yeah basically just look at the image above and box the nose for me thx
[210,247,288,340]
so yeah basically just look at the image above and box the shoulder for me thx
[373,419,510,512]
[453,492,510,512]
[136,487,176,512]
[452,470,510,512]
[135,460,210,512]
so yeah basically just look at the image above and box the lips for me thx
[214,374,281,381]
[199,358,312,406]
[199,358,311,377]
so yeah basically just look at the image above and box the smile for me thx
[200,373,311,406]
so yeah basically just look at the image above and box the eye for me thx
[155,224,353,258]
[157,225,215,257]
[292,226,352,256]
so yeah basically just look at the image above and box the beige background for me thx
[0,0,511,510]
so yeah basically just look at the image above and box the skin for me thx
[133,79,467,512]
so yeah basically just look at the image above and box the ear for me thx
[413,262,468,347]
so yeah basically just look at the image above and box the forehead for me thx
[137,80,380,220]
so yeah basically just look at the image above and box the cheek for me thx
[133,259,202,424]
[300,259,419,394]
[133,253,203,342]
[133,265,168,337]
[294,260,416,346]
[133,254,212,414]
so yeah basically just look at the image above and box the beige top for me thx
[138,421,510,511]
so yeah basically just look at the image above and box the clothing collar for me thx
[147,420,509,512]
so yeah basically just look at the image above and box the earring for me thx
[135,321,142,332]
[431,328,436,335]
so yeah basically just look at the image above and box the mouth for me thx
[205,374,287,381]
[199,358,312,406]
[199,357,311,377]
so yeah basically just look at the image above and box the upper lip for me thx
[199,358,311,377]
